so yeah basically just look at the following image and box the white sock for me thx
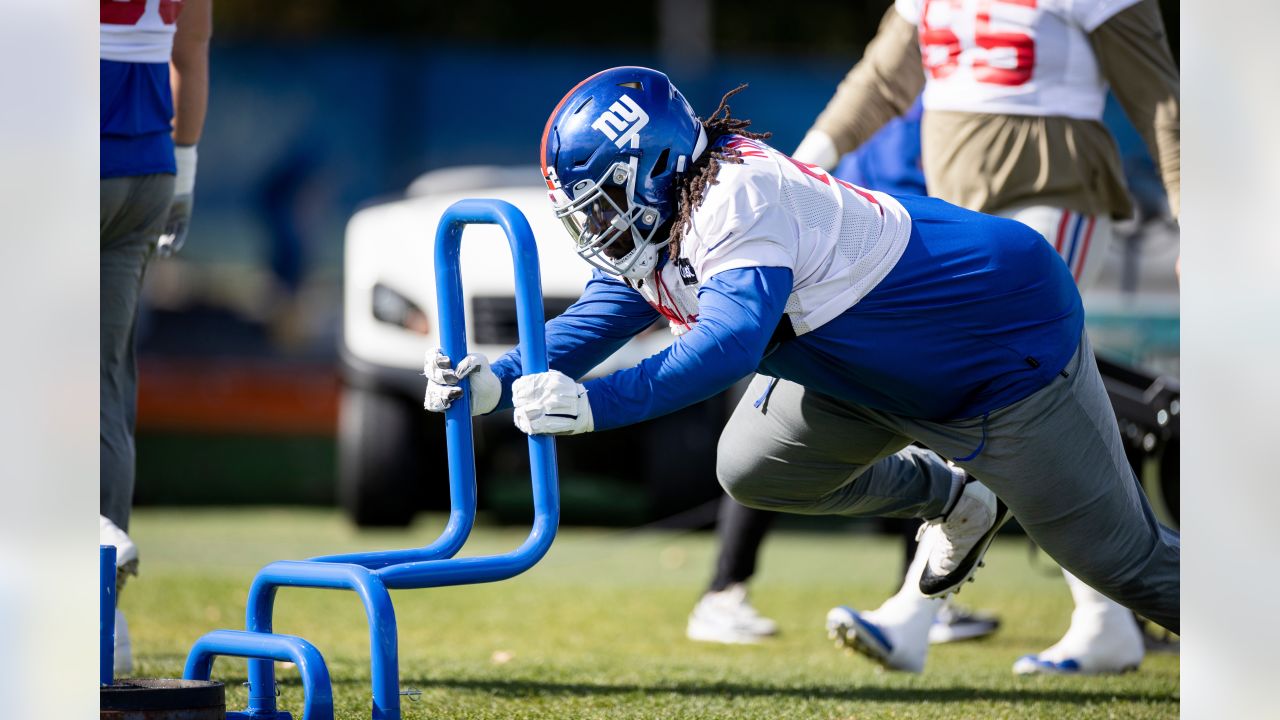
[866,535,945,666]
[114,609,133,676]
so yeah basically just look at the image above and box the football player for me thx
[100,0,212,674]
[686,95,1000,650]
[424,68,1179,652]
[788,0,1179,675]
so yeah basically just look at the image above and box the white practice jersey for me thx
[895,0,1141,120]
[101,0,182,64]
[632,135,912,337]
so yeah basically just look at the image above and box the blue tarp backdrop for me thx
[188,43,855,272]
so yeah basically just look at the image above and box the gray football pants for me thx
[716,333,1180,633]
[101,173,174,531]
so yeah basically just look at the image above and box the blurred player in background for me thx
[426,66,1180,654]
[787,0,1178,675]
[686,96,1001,651]
[100,0,212,674]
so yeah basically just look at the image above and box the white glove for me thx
[157,144,197,257]
[423,348,500,415]
[791,129,839,171]
[512,370,593,436]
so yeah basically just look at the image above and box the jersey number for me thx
[920,0,1036,87]
[100,0,183,26]
[725,136,882,210]
[784,156,882,209]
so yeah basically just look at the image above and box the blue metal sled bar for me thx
[185,629,334,720]
[244,561,398,720]
[100,545,117,686]
[308,198,557,570]
[233,199,561,720]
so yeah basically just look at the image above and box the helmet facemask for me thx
[550,160,668,280]
[542,67,711,279]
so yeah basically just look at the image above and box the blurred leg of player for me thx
[687,498,780,643]
[101,172,174,675]
[101,174,171,534]
[997,205,1145,675]
[1001,207,1114,291]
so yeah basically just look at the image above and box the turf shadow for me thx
[386,676,1177,706]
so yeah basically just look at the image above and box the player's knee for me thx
[715,454,751,503]
[716,453,780,511]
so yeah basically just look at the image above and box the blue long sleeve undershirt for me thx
[489,270,660,411]
[488,266,793,431]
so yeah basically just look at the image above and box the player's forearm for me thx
[170,0,212,146]
[1091,0,1180,216]
[810,9,925,158]
[170,57,208,146]
[489,273,659,412]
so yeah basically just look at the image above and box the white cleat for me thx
[928,600,1001,645]
[917,480,1009,598]
[100,515,139,579]
[686,583,779,644]
[826,605,930,673]
[1013,603,1144,675]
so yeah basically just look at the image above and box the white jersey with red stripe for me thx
[631,134,913,337]
[101,0,183,64]
[895,0,1140,120]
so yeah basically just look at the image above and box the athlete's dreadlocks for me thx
[668,84,772,259]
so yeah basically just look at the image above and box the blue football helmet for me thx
[541,66,708,279]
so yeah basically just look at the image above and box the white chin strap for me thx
[619,244,660,280]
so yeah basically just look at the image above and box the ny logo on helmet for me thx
[591,94,649,149]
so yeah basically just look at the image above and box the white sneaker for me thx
[686,584,779,644]
[826,604,932,673]
[1013,600,1144,675]
[100,515,138,676]
[113,609,133,676]
[100,515,139,579]
[917,480,1009,598]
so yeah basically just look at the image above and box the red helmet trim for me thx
[539,68,617,190]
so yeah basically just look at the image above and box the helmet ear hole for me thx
[649,149,671,178]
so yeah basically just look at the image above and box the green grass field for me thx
[123,508,1178,719]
